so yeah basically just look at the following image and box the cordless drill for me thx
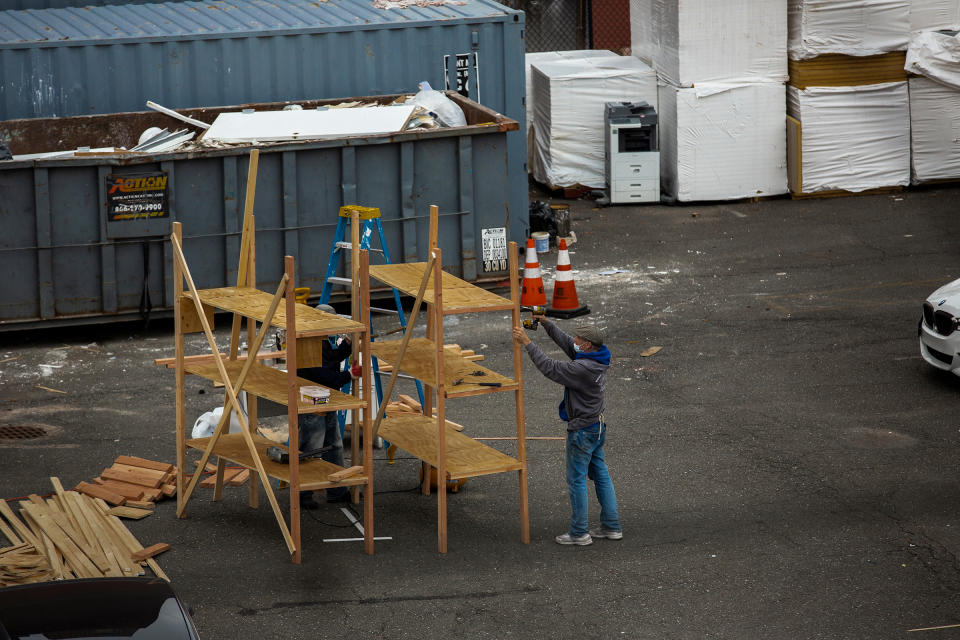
[521,305,547,331]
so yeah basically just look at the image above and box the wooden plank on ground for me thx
[0,498,40,549]
[74,494,138,577]
[106,506,153,520]
[200,467,244,488]
[75,482,126,506]
[94,499,167,581]
[131,543,170,562]
[227,469,250,486]
[19,503,100,579]
[91,478,147,501]
[160,484,176,497]
[22,500,110,575]
[100,467,163,489]
[98,478,161,501]
[114,456,175,474]
[110,463,169,481]
[126,500,155,510]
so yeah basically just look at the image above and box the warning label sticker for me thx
[481,227,507,273]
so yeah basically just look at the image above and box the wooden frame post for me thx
[350,209,361,502]
[509,241,530,543]
[432,248,447,553]
[284,255,302,564]
[173,223,186,517]
[360,249,375,554]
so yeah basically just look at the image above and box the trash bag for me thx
[412,81,467,128]
[529,200,557,237]
[0,142,12,161]
[191,406,245,438]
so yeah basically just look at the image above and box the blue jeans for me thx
[299,411,348,500]
[566,423,620,536]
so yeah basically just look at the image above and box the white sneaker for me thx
[589,526,623,540]
[555,532,592,546]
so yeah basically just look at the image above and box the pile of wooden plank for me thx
[74,455,179,508]
[386,394,464,432]
[377,343,483,373]
[0,477,169,587]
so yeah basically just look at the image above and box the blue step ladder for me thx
[319,205,425,443]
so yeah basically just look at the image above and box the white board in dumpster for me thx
[203,106,417,143]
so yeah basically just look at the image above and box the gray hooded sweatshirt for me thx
[523,319,610,431]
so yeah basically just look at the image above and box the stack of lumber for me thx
[196,462,251,488]
[386,394,464,432]
[0,477,169,586]
[377,343,483,373]
[74,455,179,508]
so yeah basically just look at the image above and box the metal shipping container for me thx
[0,94,519,329]
[0,0,527,267]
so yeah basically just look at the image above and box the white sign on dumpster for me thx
[481,227,507,272]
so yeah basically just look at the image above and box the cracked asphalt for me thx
[1,184,959,639]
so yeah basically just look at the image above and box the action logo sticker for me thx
[106,172,169,221]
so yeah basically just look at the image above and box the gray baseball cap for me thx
[575,324,605,346]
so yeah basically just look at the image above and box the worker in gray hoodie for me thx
[514,316,622,546]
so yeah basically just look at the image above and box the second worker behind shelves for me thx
[296,304,361,509]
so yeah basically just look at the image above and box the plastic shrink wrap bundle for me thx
[630,0,787,86]
[786,82,910,193]
[530,56,657,189]
[906,29,960,182]
[524,50,613,169]
[788,0,909,59]
[910,0,960,33]
[658,82,787,202]
[909,77,960,182]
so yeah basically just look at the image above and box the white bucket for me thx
[532,231,550,253]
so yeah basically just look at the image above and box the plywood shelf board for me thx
[377,413,522,480]
[369,263,512,313]
[185,360,365,412]
[370,338,516,391]
[186,433,367,490]
[197,287,366,335]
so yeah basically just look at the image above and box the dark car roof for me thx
[0,577,197,640]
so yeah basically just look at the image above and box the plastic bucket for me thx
[532,231,550,253]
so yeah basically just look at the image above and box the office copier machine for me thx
[604,101,660,204]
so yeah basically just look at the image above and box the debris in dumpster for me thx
[0,477,169,584]
[145,100,211,130]
[411,81,467,127]
[0,142,11,161]
[202,104,418,143]
[130,128,195,152]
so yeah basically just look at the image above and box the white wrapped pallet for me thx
[629,0,787,86]
[788,0,909,59]
[786,82,910,193]
[531,56,658,189]
[906,29,960,90]
[658,82,787,202]
[910,0,960,32]
[909,76,960,183]
[525,50,613,137]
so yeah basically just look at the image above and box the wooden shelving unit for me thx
[366,207,529,553]
[167,152,375,563]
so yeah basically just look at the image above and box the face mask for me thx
[573,343,582,353]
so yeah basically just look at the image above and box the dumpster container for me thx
[0,93,519,330]
[0,0,527,268]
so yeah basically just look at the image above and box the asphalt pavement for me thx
[1,184,959,639]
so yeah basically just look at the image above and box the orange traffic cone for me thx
[547,238,590,319]
[520,238,547,307]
